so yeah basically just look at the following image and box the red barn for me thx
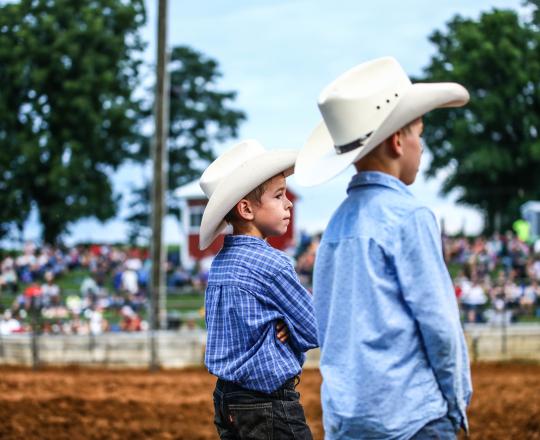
[175,180,298,268]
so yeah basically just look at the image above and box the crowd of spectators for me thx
[0,242,205,336]
[293,231,540,325]
[444,232,540,324]
[2,230,540,336]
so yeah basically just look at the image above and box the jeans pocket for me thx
[277,400,313,440]
[227,402,273,440]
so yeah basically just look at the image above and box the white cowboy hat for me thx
[295,56,469,186]
[198,139,297,250]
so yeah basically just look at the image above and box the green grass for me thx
[167,293,204,311]
[57,269,96,292]
[0,267,208,329]
[0,293,13,309]
[5,267,539,330]
[447,262,462,279]
[515,315,540,323]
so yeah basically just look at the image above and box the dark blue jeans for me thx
[213,376,313,440]
[410,415,458,440]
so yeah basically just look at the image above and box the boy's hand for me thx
[276,320,290,343]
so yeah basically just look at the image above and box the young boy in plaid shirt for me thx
[198,139,318,440]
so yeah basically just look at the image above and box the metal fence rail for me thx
[0,329,206,369]
[465,323,540,362]
[0,325,539,369]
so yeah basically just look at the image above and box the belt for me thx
[216,375,300,396]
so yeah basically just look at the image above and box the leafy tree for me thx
[126,46,246,243]
[418,8,540,233]
[0,0,146,244]
[529,0,540,24]
[0,139,30,241]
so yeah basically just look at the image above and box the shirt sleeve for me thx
[265,261,319,353]
[395,208,472,432]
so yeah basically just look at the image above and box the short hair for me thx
[377,118,418,149]
[224,173,285,224]
[400,119,417,134]
[355,118,420,167]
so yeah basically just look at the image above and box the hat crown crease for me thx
[199,140,265,198]
[318,59,412,147]
[294,56,470,187]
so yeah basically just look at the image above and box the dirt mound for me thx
[0,363,538,439]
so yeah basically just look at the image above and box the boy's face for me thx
[251,174,292,239]
[400,118,424,185]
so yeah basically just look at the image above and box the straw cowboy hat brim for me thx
[295,58,469,186]
[199,149,296,250]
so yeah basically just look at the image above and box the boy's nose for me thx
[285,196,293,209]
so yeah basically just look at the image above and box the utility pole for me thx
[149,0,169,371]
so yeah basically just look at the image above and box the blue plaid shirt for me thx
[204,235,318,393]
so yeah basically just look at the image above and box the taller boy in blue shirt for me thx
[199,139,318,439]
[295,57,472,439]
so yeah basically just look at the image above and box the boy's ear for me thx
[236,199,255,221]
[388,131,404,157]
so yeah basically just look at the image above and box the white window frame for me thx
[188,205,205,233]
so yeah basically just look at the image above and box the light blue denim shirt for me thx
[314,171,472,440]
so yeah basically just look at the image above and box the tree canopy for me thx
[419,6,540,233]
[0,0,146,243]
[126,46,246,243]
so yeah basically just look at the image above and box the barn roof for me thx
[174,180,206,200]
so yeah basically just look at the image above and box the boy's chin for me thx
[266,228,288,239]
[402,174,418,186]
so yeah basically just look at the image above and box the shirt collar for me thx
[347,171,413,196]
[223,234,268,248]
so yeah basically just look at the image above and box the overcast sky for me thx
[21,0,525,245]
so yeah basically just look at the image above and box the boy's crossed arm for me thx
[275,320,290,343]
[265,263,319,351]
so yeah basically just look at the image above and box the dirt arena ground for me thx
[0,362,539,439]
